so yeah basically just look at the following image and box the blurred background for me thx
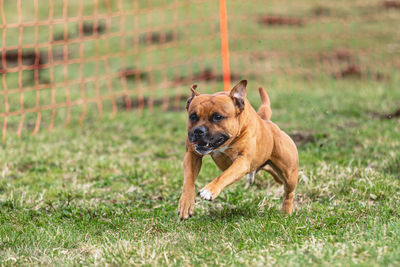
[1,0,399,140]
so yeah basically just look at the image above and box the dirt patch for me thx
[53,21,106,41]
[289,132,329,147]
[139,31,176,45]
[250,52,268,61]
[334,64,362,79]
[333,49,353,61]
[0,49,75,84]
[258,15,304,26]
[81,21,106,36]
[0,49,50,83]
[312,6,331,16]
[53,32,75,41]
[289,132,316,146]
[333,64,389,81]
[172,68,242,85]
[117,95,188,111]
[120,68,148,81]
[0,49,45,68]
[320,49,354,63]
[383,0,400,9]
[371,72,389,81]
[381,108,400,119]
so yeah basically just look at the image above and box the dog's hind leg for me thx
[281,169,298,214]
[262,164,283,184]
[266,128,299,214]
[267,161,298,214]
[247,164,283,187]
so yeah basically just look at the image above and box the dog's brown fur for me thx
[178,80,298,220]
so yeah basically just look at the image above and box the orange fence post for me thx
[219,0,231,91]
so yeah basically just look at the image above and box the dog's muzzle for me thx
[189,126,229,155]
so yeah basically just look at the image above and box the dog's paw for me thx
[178,192,195,220]
[199,184,220,201]
[199,188,213,200]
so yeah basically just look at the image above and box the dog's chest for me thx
[211,146,236,171]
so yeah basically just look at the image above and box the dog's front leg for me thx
[178,151,202,220]
[199,156,250,201]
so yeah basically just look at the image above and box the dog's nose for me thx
[193,126,206,137]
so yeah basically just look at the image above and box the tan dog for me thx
[178,80,298,220]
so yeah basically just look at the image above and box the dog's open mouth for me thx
[193,135,229,155]
[194,142,214,155]
[214,136,228,147]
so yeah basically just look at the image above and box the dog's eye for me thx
[189,113,199,121]
[212,113,225,122]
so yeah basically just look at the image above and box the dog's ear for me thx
[230,80,247,111]
[186,84,200,111]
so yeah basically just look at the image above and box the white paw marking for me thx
[199,189,213,200]
[247,171,256,185]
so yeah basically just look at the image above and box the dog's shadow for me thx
[198,204,279,222]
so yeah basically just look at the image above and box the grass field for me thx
[1,80,400,265]
[1,0,400,266]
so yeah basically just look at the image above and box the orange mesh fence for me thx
[1,0,400,141]
[0,0,227,141]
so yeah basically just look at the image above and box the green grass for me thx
[1,0,400,265]
[1,79,400,265]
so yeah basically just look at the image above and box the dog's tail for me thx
[257,87,272,121]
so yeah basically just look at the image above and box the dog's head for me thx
[186,80,247,155]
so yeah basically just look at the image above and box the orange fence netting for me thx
[1,0,399,141]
